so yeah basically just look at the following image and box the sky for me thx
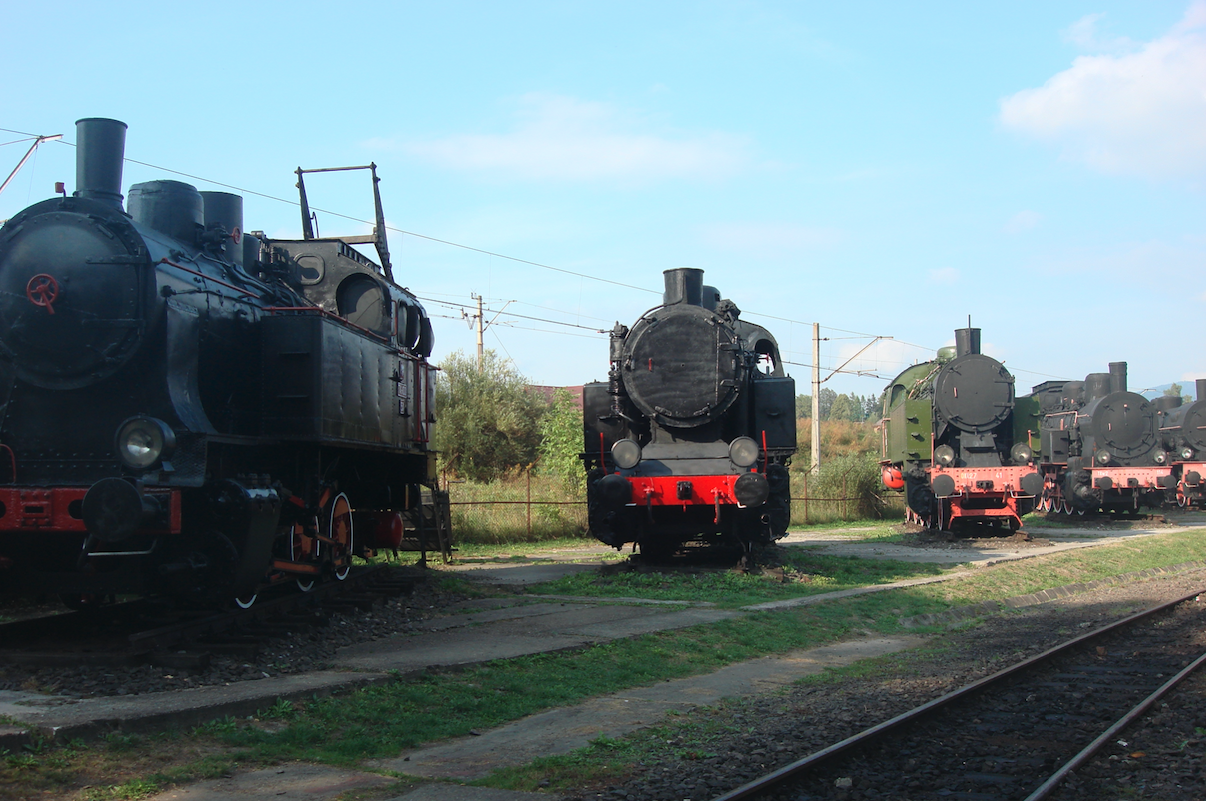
[2,1,1204,400]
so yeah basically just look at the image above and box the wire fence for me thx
[445,469,904,544]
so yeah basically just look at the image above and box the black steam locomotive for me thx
[581,268,796,557]
[880,327,1043,532]
[1036,363,1179,514]
[1159,379,1206,508]
[0,118,439,607]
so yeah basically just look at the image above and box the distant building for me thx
[528,385,584,409]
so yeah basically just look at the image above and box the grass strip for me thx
[522,550,949,608]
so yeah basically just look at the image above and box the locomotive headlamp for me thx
[115,416,176,470]
[934,445,956,467]
[1095,450,1112,466]
[1010,442,1034,466]
[728,436,760,468]
[1152,449,1169,466]
[611,438,642,470]
[1181,446,1196,461]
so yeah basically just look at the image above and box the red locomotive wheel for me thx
[25,273,59,314]
[328,492,354,580]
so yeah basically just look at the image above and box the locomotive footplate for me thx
[624,473,767,509]
[1087,465,1176,490]
[0,487,181,534]
[928,465,1042,529]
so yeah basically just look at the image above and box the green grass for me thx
[523,550,948,608]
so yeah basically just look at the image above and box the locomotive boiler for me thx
[880,327,1043,532]
[0,118,440,607]
[581,268,795,558]
[1038,362,1176,514]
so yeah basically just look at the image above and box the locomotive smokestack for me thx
[663,268,703,306]
[954,328,981,357]
[1197,379,1206,402]
[1108,362,1128,393]
[73,118,127,209]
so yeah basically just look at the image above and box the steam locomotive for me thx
[880,327,1043,532]
[0,118,440,607]
[581,268,796,557]
[1035,364,1181,514]
[1160,380,1206,508]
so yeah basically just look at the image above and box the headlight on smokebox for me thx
[728,436,760,468]
[611,438,642,470]
[115,416,176,470]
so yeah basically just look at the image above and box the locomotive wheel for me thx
[234,593,257,609]
[291,516,320,592]
[1178,494,1187,508]
[328,492,354,581]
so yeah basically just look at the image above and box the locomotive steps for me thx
[0,521,1201,801]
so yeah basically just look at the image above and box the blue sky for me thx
[3,1,1204,399]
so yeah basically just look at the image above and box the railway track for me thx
[713,589,1206,801]
[0,565,421,671]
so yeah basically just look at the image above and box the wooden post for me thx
[526,468,532,537]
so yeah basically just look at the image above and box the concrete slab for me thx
[0,671,390,741]
[335,604,736,672]
[445,560,615,586]
[778,525,1188,566]
[148,764,392,800]
[373,635,926,781]
[389,786,549,801]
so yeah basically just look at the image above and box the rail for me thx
[712,588,1206,801]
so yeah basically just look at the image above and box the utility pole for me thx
[473,293,484,372]
[811,322,820,474]
[463,294,515,373]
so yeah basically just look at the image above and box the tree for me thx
[1164,383,1193,404]
[538,389,585,490]
[795,394,813,419]
[434,350,548,482]
[817,388,837,420]
[829,393,858,423]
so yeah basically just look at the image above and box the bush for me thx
[789,452,898,524]
[537,389,585,492]
[434,350,548,482]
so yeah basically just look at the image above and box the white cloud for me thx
[399,93,751,183]
[928,267,960,284]
[1000,2,1206,179]
[700,222,845,257]
[1062,12,1136,52]
[1004,210,1041,233]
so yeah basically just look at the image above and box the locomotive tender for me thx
[581,268,796,557]
[0,118,439,606]
[880,327,1043,532]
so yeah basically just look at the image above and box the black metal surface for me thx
[0,117,442,606]
[933,353,1013,434]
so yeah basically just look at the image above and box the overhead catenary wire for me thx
[2,129,1058,383]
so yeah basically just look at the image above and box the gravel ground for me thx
[0,577,474,698]
[560,569,1206,801]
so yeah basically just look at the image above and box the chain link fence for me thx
[445,463,903,544]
